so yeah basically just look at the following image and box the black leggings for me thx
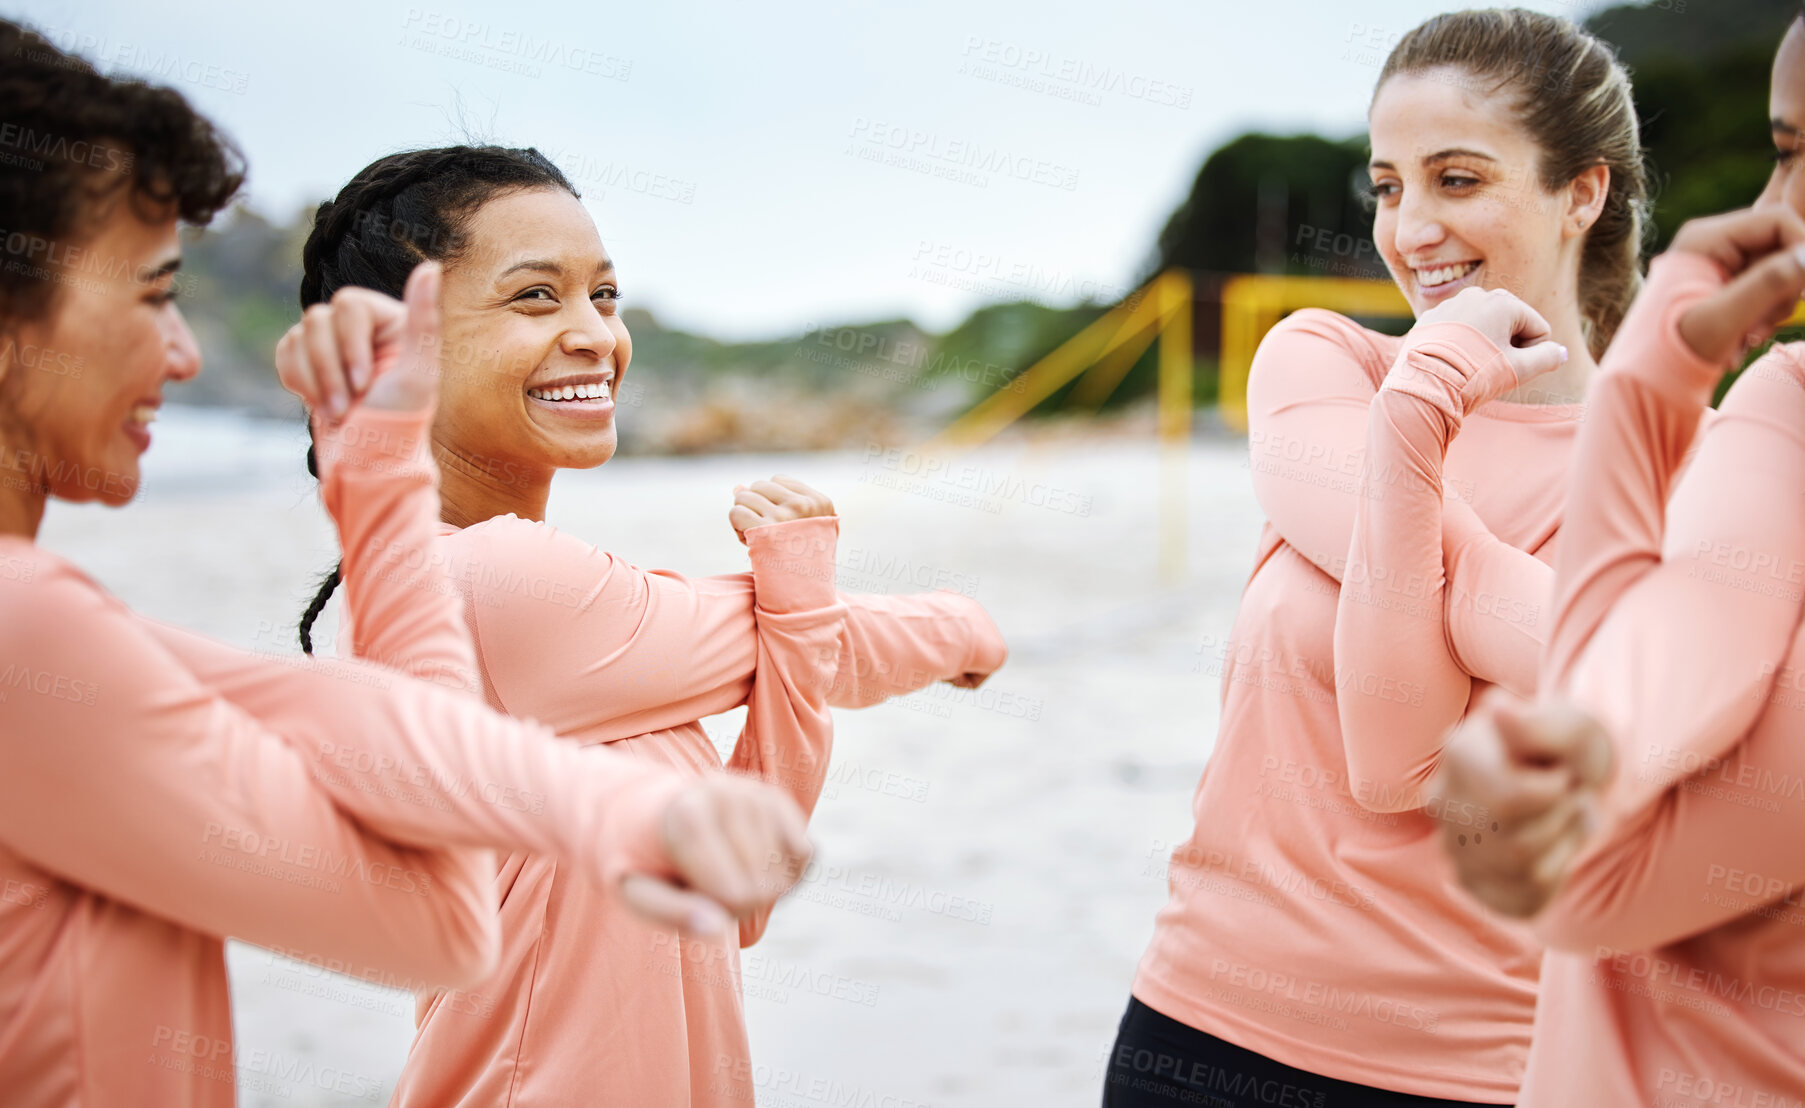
[1102,997,1513,1108]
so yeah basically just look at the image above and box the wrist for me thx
[746,516,839,613]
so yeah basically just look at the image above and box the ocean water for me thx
[33,405,1265,1107]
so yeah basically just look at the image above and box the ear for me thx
[1564,164,1611,239]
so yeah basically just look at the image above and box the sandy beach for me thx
[34,406,1264,1107]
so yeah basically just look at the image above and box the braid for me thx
[296,145,577,651]
[298,564,341,654]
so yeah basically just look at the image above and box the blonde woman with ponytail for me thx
[1108,10,1645,1106]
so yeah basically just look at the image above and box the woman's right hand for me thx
[1409,286,1571,409]
[619,774,813,935]
[1670,207,1805,365]
[1426,692,1614,918]
[275,261,442,420]
[729,476,836,544]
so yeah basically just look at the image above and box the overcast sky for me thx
[11,0,1599,339]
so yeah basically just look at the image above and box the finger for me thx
[1484,762,1579,829]
[717,782,772,894]
[1680,247,1805,364]
[1686,208,1805,274]
[727,505,763,535]
[733,488,780,518]
[301,306,348,418]
[768,475,824,500]
[1504,339,1570,387]
[1491,700,1613,779]
[401,261,443,380]
[769,800,812,891]
[664,793,755,914]
[748,480,796,507]
[275,326,322,408]
[693,801,759,914]
[1494,789,1587,862]
[618,875,733,936]
[1529,822,1591,895]
[330,294,376,397]
[1504,296,1552,347]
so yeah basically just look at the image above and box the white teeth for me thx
[527,382,612,402]
[130,404,157,424]
[1418,262,1479,288]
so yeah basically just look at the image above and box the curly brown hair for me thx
[0,18,245,325]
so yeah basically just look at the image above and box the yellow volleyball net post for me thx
[1217,274,1411,430]
[920,270,1195,582]
[918,269,1416,582]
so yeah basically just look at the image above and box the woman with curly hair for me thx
[0,21,817,1106]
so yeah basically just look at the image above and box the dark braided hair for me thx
[297,146,577,653]
[0,18,243,326]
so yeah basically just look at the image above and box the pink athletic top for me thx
[1530,252,1805,1105]
[1133,308,1580,1101]
[0,404,690,1107]
[372,508,1007,1104]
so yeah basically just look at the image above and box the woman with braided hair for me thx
[286,147,1007,1104]
[0,21,821,1106]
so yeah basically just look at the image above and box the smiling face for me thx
[1758,19,1805,217]
[0,190,198,510]
[1367,68,1587,319]
[434,186,630,485]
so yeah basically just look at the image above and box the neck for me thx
[0,435,46,539]
[435,441,553,529]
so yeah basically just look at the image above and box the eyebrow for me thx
[1774,117,1801,137]
[496,257,615,281]
[148,255,182,278]
[1369,148,1500,170]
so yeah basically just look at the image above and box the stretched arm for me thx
[1250,309,1545,692]
[1336,322,1552,811]
[722,517,848,945]
[0,564,502,988]
[1538,253,1805,950]
[314,402,478,695]
[457,516,1003,736]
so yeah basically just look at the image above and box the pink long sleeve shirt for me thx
[0,404,691,1108]
[1133,308,1577,1102]
[374,512,1007,1106]
[1530,252,1805,1106]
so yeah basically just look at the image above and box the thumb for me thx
[1681,246,1805,365]
[401,261,443,378]
[619,874,734,936]
[1503,339,1570,391]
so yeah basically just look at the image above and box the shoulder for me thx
[448,514,629,611]
[1253,308,1397,392]
[0,545,115,631]
[452,513,615,567]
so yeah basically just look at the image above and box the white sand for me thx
[34,406,1264,1107]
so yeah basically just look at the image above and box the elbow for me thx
[1342,738,1437,814]
[1349,777,1430,814]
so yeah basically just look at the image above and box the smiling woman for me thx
[1107,9,1644,1108]
[289,145,1006,1106]
[0,21,823,1108]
